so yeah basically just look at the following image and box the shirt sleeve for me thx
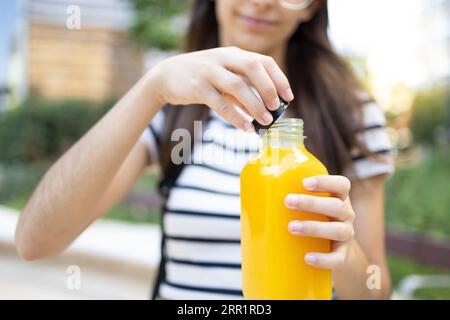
[345,101,396,180]
[139,109,165,165]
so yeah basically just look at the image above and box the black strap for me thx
[150,105,205,299]
[150,222,166,299]
[151,164,189,299]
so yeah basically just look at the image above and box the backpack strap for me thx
[150,104,209,299]
[150,162,186,299]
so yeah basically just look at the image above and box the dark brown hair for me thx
[159,0,371,178]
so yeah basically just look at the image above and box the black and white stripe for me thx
[140,101,395,300]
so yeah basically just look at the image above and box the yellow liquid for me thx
[240,145,332,299]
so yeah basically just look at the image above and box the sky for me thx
[329,0,423,55]
[329,0,449,109]
[0,0,19,86]
[329,0,430,86]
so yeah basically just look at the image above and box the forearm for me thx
[15,70,163,259]
[332,239,391,299]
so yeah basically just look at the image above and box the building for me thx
[8,0,144,103]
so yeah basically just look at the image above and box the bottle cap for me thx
[252,97,290,133]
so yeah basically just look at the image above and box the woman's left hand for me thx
[284,175,355,270]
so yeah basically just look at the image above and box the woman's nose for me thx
[249,0,277,9]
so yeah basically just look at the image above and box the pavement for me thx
[0,206,161,299]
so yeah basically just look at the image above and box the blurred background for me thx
[0,0,449,299]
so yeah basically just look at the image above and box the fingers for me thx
[203,86,254,132]
[302,175,351,201]
[288,220,355,242]
[219,47,294,109]
[285,193,354,222]
[208,67,273,126]
[222,92,253,121]
[261,55,294,102]
[240,63,280,111]
[304,245,348,269]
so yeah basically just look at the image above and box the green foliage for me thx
[0,162,47,203]
[0,97,114,203]
[128,0,188,50]
[410,85,450,145]
[385,148,450,238]
[104,202,160,224]
[1,166,160,225]
[0,97,113,164]
[388,254,450,300]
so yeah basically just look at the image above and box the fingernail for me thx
[285,88,294,101]
[268,97,279,110]
[305,254,317,264]
[303,177,317,190]
[262,112,273,125]
[288,221,303,232]
[284,194,298,207]
[243,122,254,132]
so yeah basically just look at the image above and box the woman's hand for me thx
[148,46,294,131]
[284,175,355,270]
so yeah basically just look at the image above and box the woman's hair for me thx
[159,0,371,177]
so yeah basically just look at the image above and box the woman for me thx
[16,0,394,299]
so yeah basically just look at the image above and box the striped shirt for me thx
[139,101,395,300]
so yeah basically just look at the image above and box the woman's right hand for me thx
[149,46,294,131]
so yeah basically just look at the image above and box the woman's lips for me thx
[237,13,278,28]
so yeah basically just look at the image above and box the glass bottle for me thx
[240,118,332,299]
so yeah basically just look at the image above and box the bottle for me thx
[240,118,332,300]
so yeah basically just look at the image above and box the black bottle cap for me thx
[252,97,290,133]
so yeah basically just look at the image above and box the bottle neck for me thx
[262,118,304,149]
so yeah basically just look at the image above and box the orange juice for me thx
[240,118,332,299]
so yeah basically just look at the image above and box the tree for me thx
[410,84,450,145]
[128,0,188,50]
